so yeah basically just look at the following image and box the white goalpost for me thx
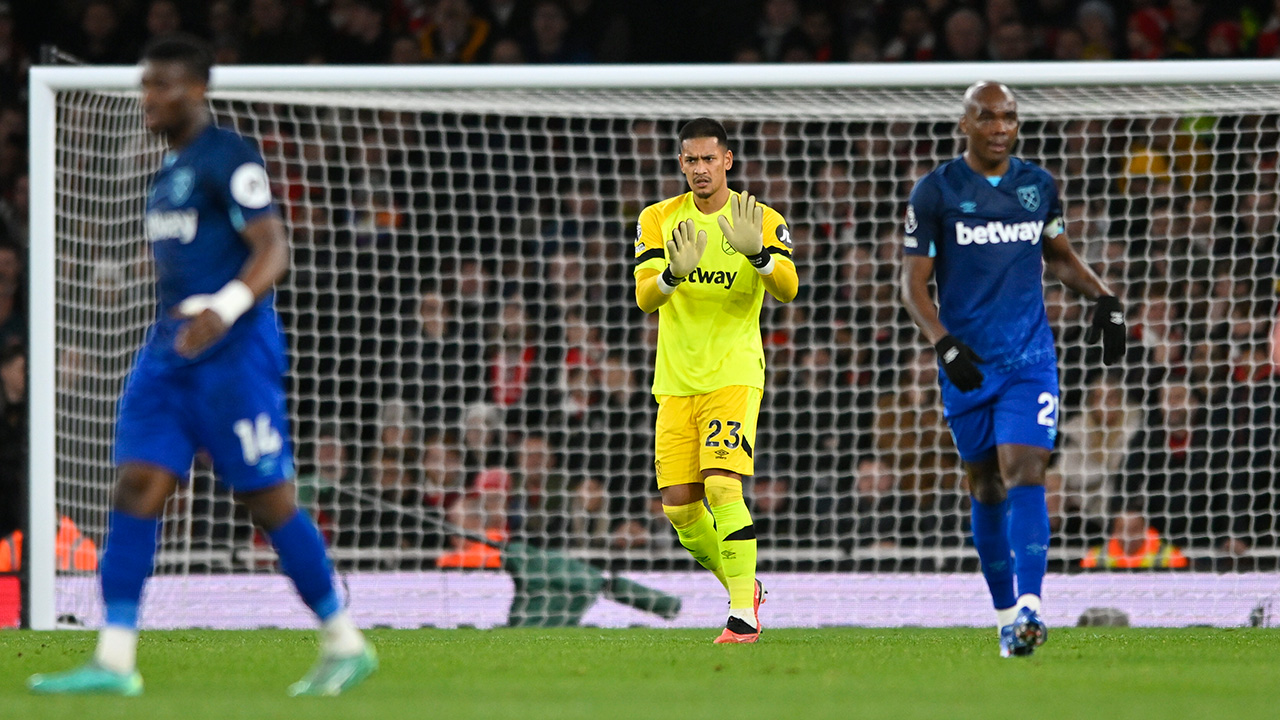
[28,61,1280,631]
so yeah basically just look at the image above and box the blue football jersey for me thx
[903,156,1064,370]
[143,124,280,365]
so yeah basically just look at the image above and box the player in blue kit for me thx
[29,35,376,696]
[900,82,1126,657]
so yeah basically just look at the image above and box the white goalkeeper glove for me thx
[718,192,765,256]
[176,279,255,326]
[659,218,707,293]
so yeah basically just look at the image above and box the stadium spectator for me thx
[419,0,492,63]
[407,289,473,425]
[567,475,611,548]
[507,433,571,547]
[422,432,469,510]
[489,300,549,424]
[872,349,957,499]
[1079,512,1189,568]
[388,33,421,63]
[143,0,183,43]
[0,344,23,539]
[1165,0,1210,58]
[69,0,136,64]
[489,35,526,62]
[1046,373,1140,542]
[206,0,239,60]
[462,402,507,470]
[989,19,1034,61]
[1257,0,1280,57]
[1115,382,1230,549]
[1076,0,1118,59]
[524,0,589,63]
[1052,25,1087,60]
[755,0,806,62]
[847,30,881,62]
[0,2,28,105]
[984,0,1020,31]
[0,174,23,247]
[564,0,629,63]
[478,0,534,40]
[938,8,986,61]
[1126,7,1166,59]
[437,468,509,568]
[0,243,21,350]
[240,0,313,64]
[298,422,358,506]
[329,0,392,64]
[882,4,936,62]
[845,457,901,548]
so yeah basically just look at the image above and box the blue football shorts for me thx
[114,330,294,493]
[940,354,1060,464]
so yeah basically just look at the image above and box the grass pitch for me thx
[2,627,1278,720]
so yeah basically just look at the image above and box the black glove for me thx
[1086,295,1127,365]
[935,334,985,392]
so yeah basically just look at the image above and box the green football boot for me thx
[28,662,144,696]
[287,645,378,697]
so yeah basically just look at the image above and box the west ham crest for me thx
[1016,185,1040,212]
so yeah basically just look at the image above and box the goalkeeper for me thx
[633,118,798,643]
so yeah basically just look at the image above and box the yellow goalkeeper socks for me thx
[663,501,728,590]
[706,476,758,618]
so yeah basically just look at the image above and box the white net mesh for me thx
[48,80,1280,628]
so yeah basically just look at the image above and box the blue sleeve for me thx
[212,135,277,232]
[903,175,941,258]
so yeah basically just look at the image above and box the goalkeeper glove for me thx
[717,192,771,270]
[661,218,707,290]
[935,334,985,393]
[1086,295,1127,365]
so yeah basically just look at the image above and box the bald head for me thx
[959,81,1019,174]
[963,81,1016,116]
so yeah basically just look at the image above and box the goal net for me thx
[30,64,1280,630]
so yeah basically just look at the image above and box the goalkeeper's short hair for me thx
[679,117,729,150]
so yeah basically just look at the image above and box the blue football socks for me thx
[970,497,1017,610]
[1006,485,1051,600]
[267,510,340,621]
[99,511,161,628]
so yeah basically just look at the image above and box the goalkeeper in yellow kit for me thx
[633,118,799,643]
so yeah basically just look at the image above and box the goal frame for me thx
[28,59,1280,630]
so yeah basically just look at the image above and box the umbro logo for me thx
[1109,312,1124,325]
[960,201,977,213]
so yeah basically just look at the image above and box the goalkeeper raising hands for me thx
[633,118,798,643]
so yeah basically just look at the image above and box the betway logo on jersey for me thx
[146,209,198,244]
[954,220,1043,246]
[686,267,738,289]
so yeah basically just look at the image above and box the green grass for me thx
[2,627,1278,720]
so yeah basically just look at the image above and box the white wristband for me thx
[210,279,255,325]
[178,279,255,326]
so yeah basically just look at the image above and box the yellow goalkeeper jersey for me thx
[633,190,795,396]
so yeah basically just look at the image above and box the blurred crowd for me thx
[6,0,1280,76]
[3,1,1280,570]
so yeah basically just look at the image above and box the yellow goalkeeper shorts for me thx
[653,385,762,488]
